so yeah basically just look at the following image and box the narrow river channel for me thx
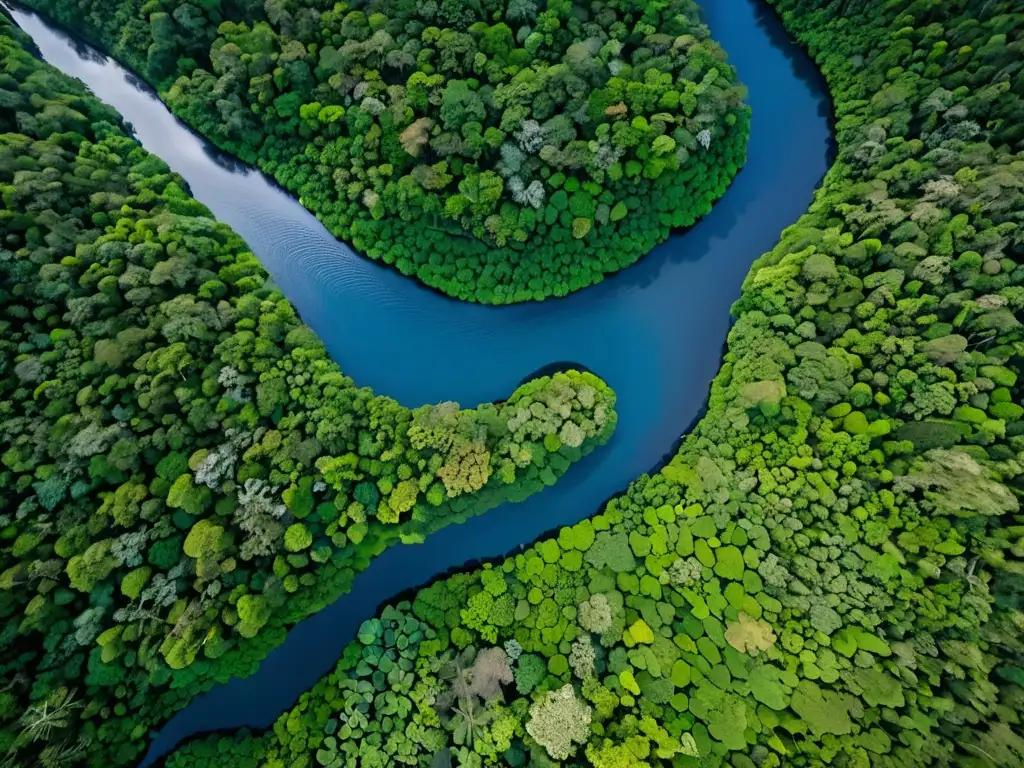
[3,0,834,761]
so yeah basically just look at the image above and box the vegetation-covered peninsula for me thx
[163,0,1024,766]
[0,16,616,766]
[22,0,749,303]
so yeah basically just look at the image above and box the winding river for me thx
[5,0,833,762]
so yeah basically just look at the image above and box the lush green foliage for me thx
[0,18,616,766]
[24,0,749,303]
[167,0,1024,766]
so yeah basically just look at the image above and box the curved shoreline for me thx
[1,0,836,763]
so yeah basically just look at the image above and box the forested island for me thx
[2,0,1023,766]
[0,15,615,766]
[157,0,1024,766]
[22,0,749,302]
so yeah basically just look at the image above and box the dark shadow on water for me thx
[515,361,596,388]
[66,36,105,65]
[201,140,253,174]
[752,0,839,164]
[21,11,104,66]
[607,178,748,296]
[124,69,150,94]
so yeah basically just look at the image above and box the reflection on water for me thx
[3,0,834,763]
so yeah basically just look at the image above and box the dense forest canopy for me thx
[163,0,1024,766]
[22,0,749,302]
[0,15,616,766]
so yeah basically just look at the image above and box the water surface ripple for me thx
[4,0,833,761]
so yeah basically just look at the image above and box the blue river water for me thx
[5,0,833,761]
